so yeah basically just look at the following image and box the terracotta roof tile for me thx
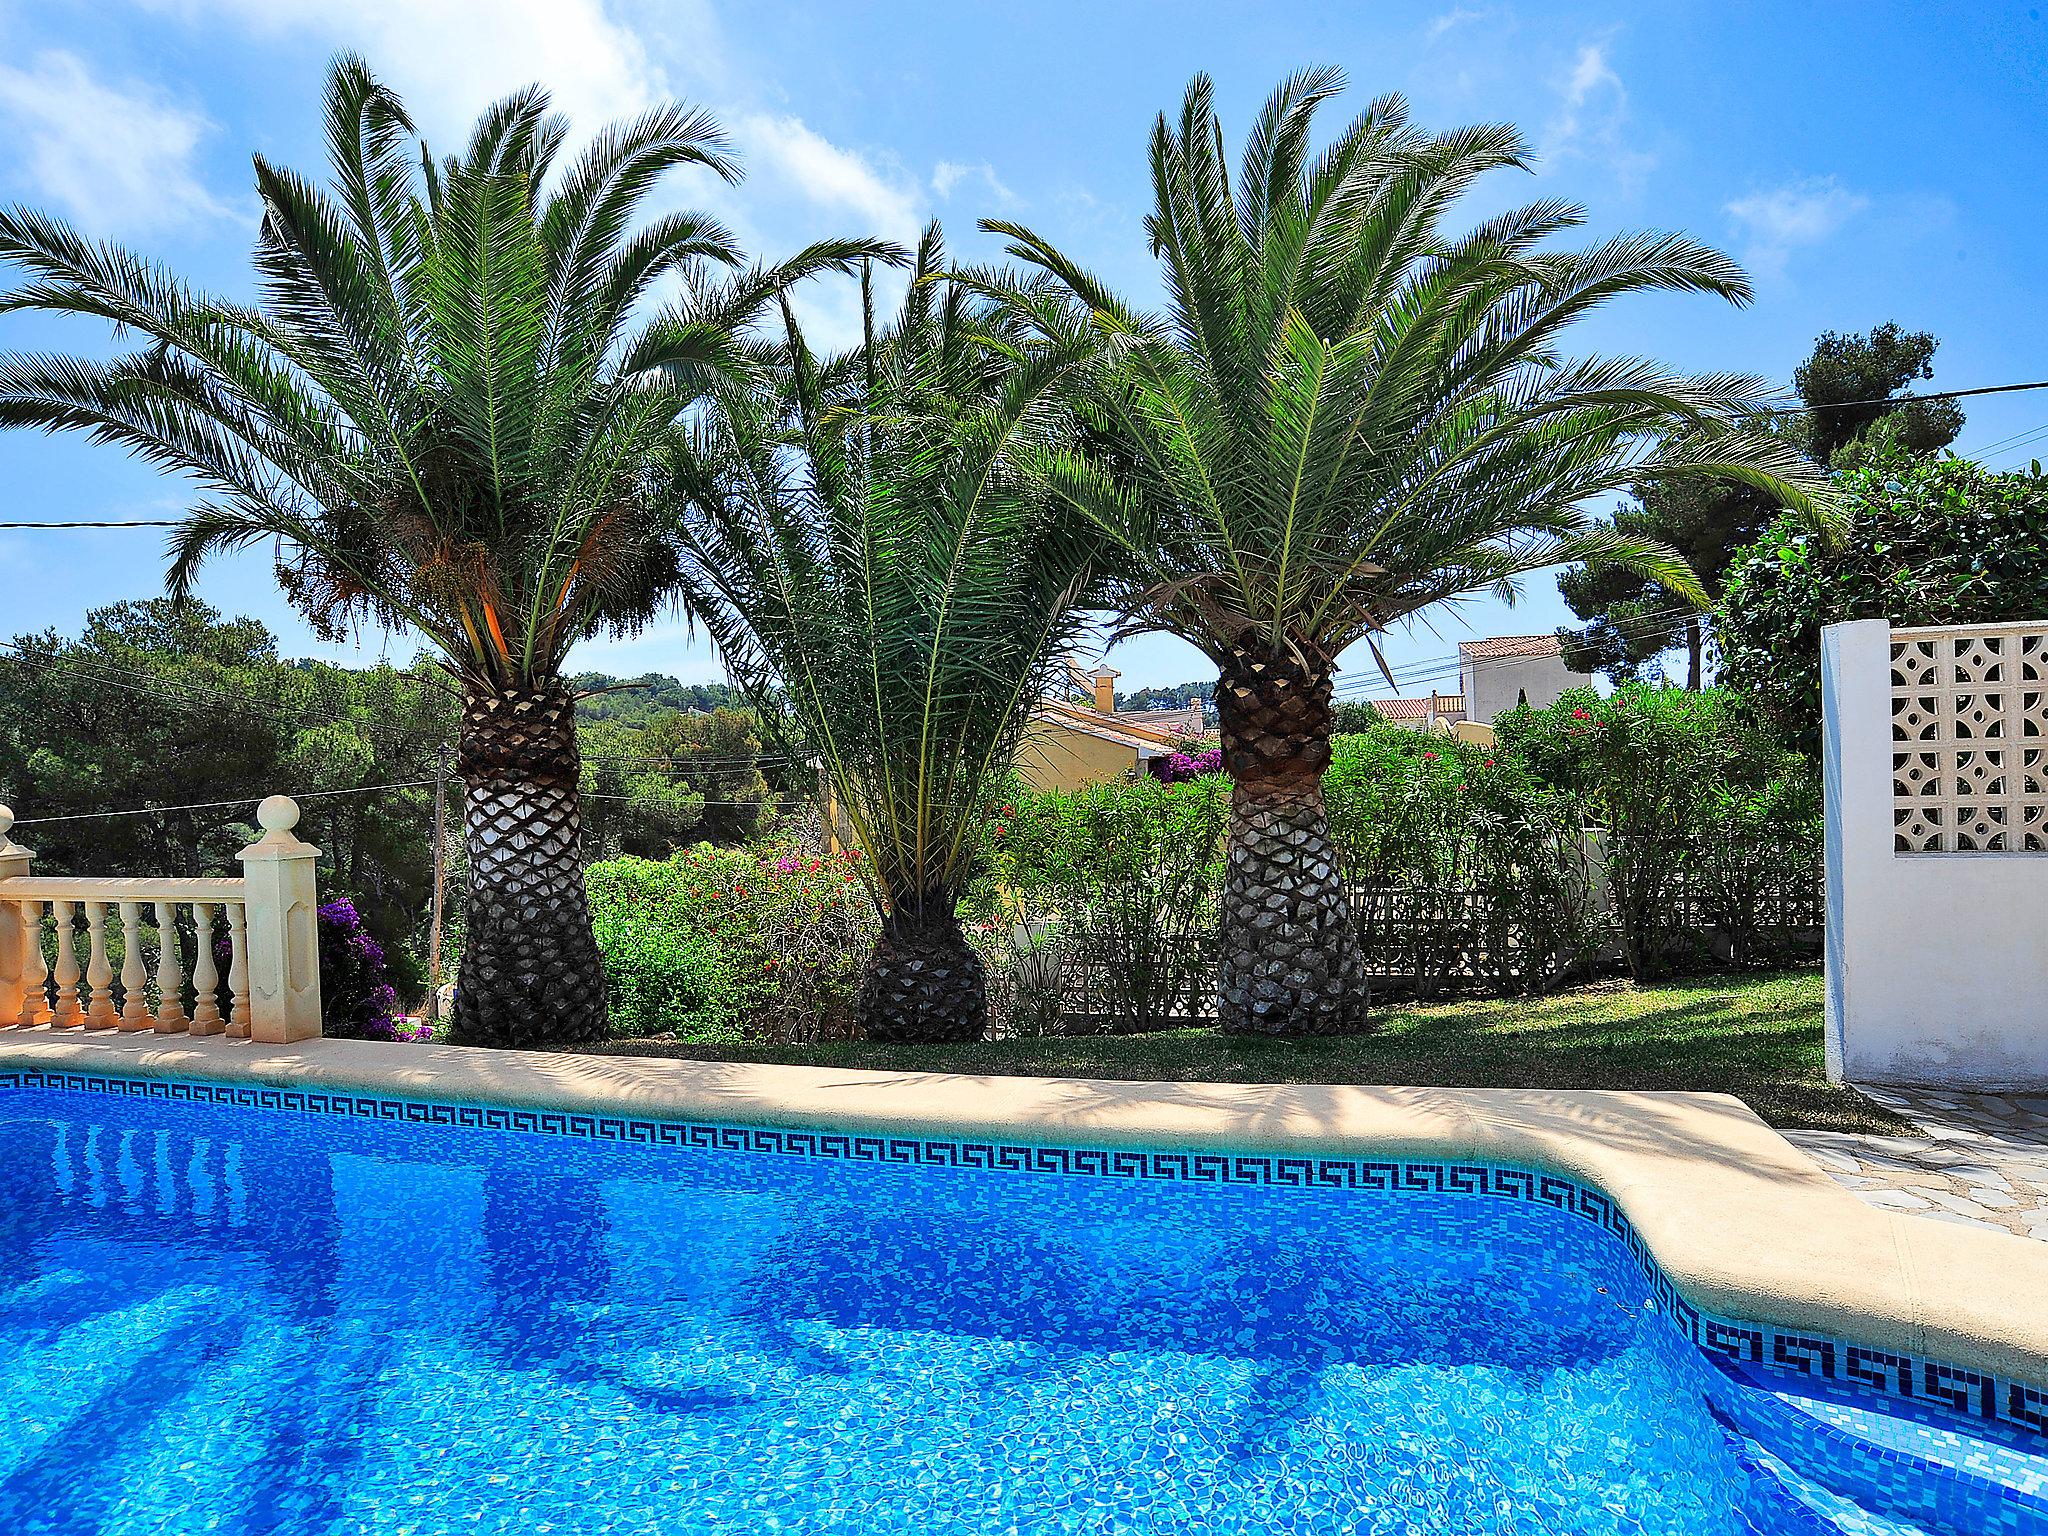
[1457,634,1562,660]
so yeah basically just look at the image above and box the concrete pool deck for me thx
[3,1024,2046,1396]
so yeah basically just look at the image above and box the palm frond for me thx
[989,72,1831,673]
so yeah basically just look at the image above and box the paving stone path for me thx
[1785,1089,2048,1243]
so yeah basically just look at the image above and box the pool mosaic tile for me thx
[2,1064,2037,1454]
[3,1064,2044,1536]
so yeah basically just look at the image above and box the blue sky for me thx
[1,1,2044,696]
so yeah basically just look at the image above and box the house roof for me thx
[1369,694,1464,722]
[1457,634,1562,660]
[1030,698,1185,753]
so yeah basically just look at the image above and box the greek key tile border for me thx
[5,1065,2044,1449]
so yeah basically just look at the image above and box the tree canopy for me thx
[1559,322,1962,686]
[1717,443,2048,751]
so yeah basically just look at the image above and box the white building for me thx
[1457,634,1577,724]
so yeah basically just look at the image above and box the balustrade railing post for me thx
[225,903,251,1039]
[152,900,187,1033]
[16,902,49,1029]
[188,904,223,1036]
[84,901,117,1029]
[236,796,323,1044]
[0,807,28,1027]
[50,900,83,1028]
[117,901,152,1029]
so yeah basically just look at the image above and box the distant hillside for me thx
[571,672,743,725]
[1117,680,1215,715]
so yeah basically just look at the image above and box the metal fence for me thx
[1002,867,1825,1033]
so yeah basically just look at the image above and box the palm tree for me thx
[988,69,1826,1036]
[0,55,894,1048]
[669,230,1107,1041]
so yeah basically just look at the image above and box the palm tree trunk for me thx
[448,681,608,1049]
[1685,615,1703,691]
[857,892,986,1043]
[1214,638,1370,1036]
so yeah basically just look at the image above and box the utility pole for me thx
[425,759,448,1026]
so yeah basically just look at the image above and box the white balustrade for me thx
[0,800,323,1045]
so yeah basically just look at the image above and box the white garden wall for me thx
[1824,618,2048,1089]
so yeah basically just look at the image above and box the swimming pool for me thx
[0,1071,2042,1535]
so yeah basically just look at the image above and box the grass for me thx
[585,968,1911,1134]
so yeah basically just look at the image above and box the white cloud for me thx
[1726,177,1868,246]
[1544,38,1654,191]
[1426,7,1491,40]
[131,0,928,349]
[742,113,924,245]
[932,159,1015,207]
[137,0,670,145]
[0,49,237,233]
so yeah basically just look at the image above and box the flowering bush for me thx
[317,897,422,1042]
[587,840,874,1040]
[1147,744,1224,783]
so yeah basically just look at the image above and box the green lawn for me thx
[584,969,1909,1134]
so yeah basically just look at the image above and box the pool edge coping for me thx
[3,1026,2044,1397]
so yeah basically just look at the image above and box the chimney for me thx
[1091,666,1119,714]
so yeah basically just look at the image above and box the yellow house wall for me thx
[1016,721,1141,792]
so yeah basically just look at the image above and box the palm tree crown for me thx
[670,229,1109,1040]
[993,68,1824,676]
[0,53,890,694]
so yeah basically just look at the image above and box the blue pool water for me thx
[0,1082,2040,1536]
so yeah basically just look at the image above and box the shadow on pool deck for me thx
[582,971,1908,1135]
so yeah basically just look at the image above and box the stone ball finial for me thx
[256,794,301,836]
[0,805,12,841]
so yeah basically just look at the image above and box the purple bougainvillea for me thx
[317,898,427,1043]
[1149,746,1224,783]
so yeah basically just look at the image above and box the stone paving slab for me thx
[1786,1087,2048,1244]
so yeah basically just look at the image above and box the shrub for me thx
[1497,686,1816,978]
[1717,443,2048,752]
[1323,726,1597,995]
[587,842,873,1041]
[977,774,1229,1031]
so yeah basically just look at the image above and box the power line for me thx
[1330,603,1703,699]
[1763,379,2048,415]
[0,519,182,529]
[11,778,437,827]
